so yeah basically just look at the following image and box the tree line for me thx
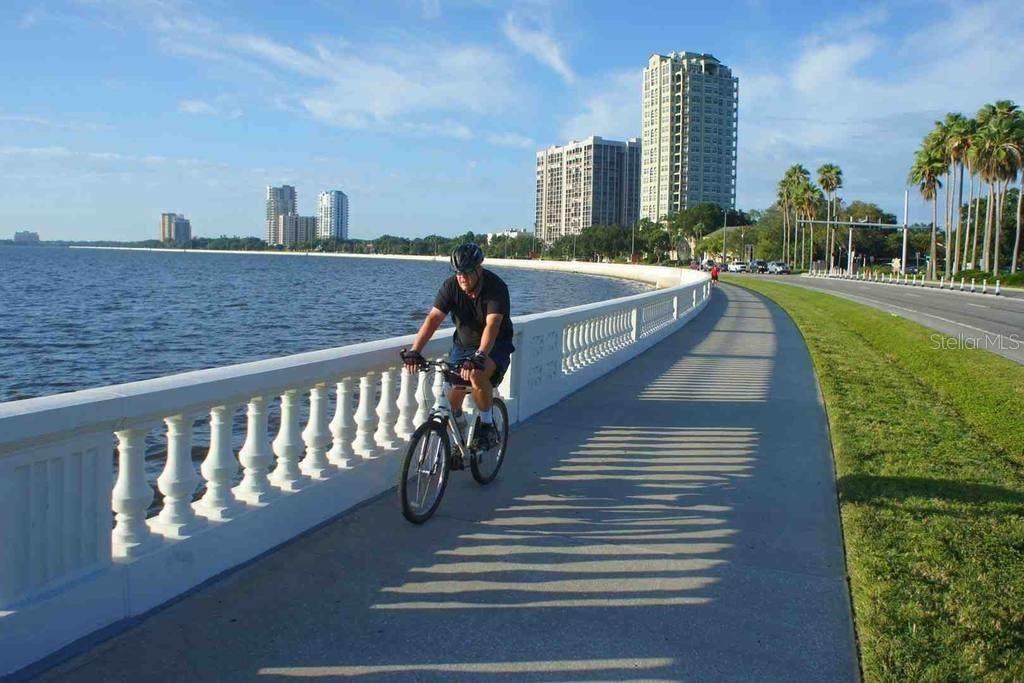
[910,100,1023,278]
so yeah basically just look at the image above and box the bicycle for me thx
[398,359,509,524]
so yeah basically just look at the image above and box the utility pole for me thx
[847,217,854,274]
[721,209,728,263]
[901,189,909,275]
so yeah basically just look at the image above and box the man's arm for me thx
[410,307,447,353]
[477,313,503,356]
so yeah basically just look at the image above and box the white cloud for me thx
[486,132,535,149]
[560,70,640,142]
[178,99,216,115]
[502,11,574,84]
[731,0,1024,220]
[420,0,441,19]
[0,113,111,131]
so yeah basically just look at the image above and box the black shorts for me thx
[449,341,515,387]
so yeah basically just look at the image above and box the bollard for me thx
[995,280,1001,296]
[939,276,944,289]
[960,277,965,291]
[982,279,988,294]
[971,278,976,293]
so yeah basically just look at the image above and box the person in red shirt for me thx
[710,265,720,286]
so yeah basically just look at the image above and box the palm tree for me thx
[1013,109,1024,274]
[973,101,1022,274]
[798,179,824,269]
[909,143,945,279]
[780,165,810,264]
[940,114,972,275]
[817,163,842,271]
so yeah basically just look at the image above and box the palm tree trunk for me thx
[964,172,976,269]
[1013,177,1022,274]
[944,167,953,278]
[993,181,1005,276]
[930,196,938,280]
[981,184,993,271]
[972,191,982,268]
[950,164,958,272]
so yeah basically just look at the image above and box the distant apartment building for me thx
[278,215,317,246]
[266,185,297,245]
[159,213,192,244]
[317,190,349,240]
[534,136,641,243]
[486,228,530,243]
[13,230,40,243]
[640,52,738,221]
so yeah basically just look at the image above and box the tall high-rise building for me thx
[535,136,641,243]
[266,185,296,244]
[278,215,317,246]
[160,213,192,244]
[317,190,349,240]
[640,52,738,221]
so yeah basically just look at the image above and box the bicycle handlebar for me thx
[407,358,471,386]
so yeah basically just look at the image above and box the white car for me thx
[726,262,748,272]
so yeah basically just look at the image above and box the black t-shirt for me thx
[433,269,513,349]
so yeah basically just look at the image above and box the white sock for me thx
[479,409,493,424]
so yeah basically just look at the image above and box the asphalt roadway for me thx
[726,274,1024,366]
[35,286,858,682]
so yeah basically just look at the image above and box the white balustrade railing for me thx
[0,260,709,676]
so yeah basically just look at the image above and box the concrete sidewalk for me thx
[39,284,859,682]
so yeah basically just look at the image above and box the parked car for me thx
[904,265,920,275]
[749,260,768,273]
[767,261,791,274]
[701,259,717,271]
[727,261,748,272]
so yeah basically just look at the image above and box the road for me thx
[728,273,1024,365]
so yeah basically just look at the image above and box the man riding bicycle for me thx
[401,243,514,451]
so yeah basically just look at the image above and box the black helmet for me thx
[450,243,484,273]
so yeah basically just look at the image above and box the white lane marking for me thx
[966,303,988,309]
[827,291,1009,337]
[904,293,921,298]
[799,276,1024,306]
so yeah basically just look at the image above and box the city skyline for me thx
[2,1,1024,240]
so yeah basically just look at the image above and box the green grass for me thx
[722,274,1024,682]
[955,269,1024,288]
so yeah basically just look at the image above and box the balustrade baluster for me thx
[327,377,356,469]
[112,427,157,558]
[395,368,418,440]
[561,326,571,373]
[300,384,333,479]
[196,405,243,521]
[233,396,278,504]
[153,414,203,538]
[415,369,432,426]
[352,372,379,458]
[270,390,307,491]
[374,368,399,450]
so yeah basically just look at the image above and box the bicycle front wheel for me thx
[399,420,450,524]
[471,398,509,485]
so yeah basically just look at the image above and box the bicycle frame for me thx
[430,379,477,462]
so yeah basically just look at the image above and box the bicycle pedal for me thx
[450,454,465,470]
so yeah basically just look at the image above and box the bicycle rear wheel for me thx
[399,420,450,523]
[471,398,509,485]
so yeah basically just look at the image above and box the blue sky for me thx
[2,0,1023,241]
